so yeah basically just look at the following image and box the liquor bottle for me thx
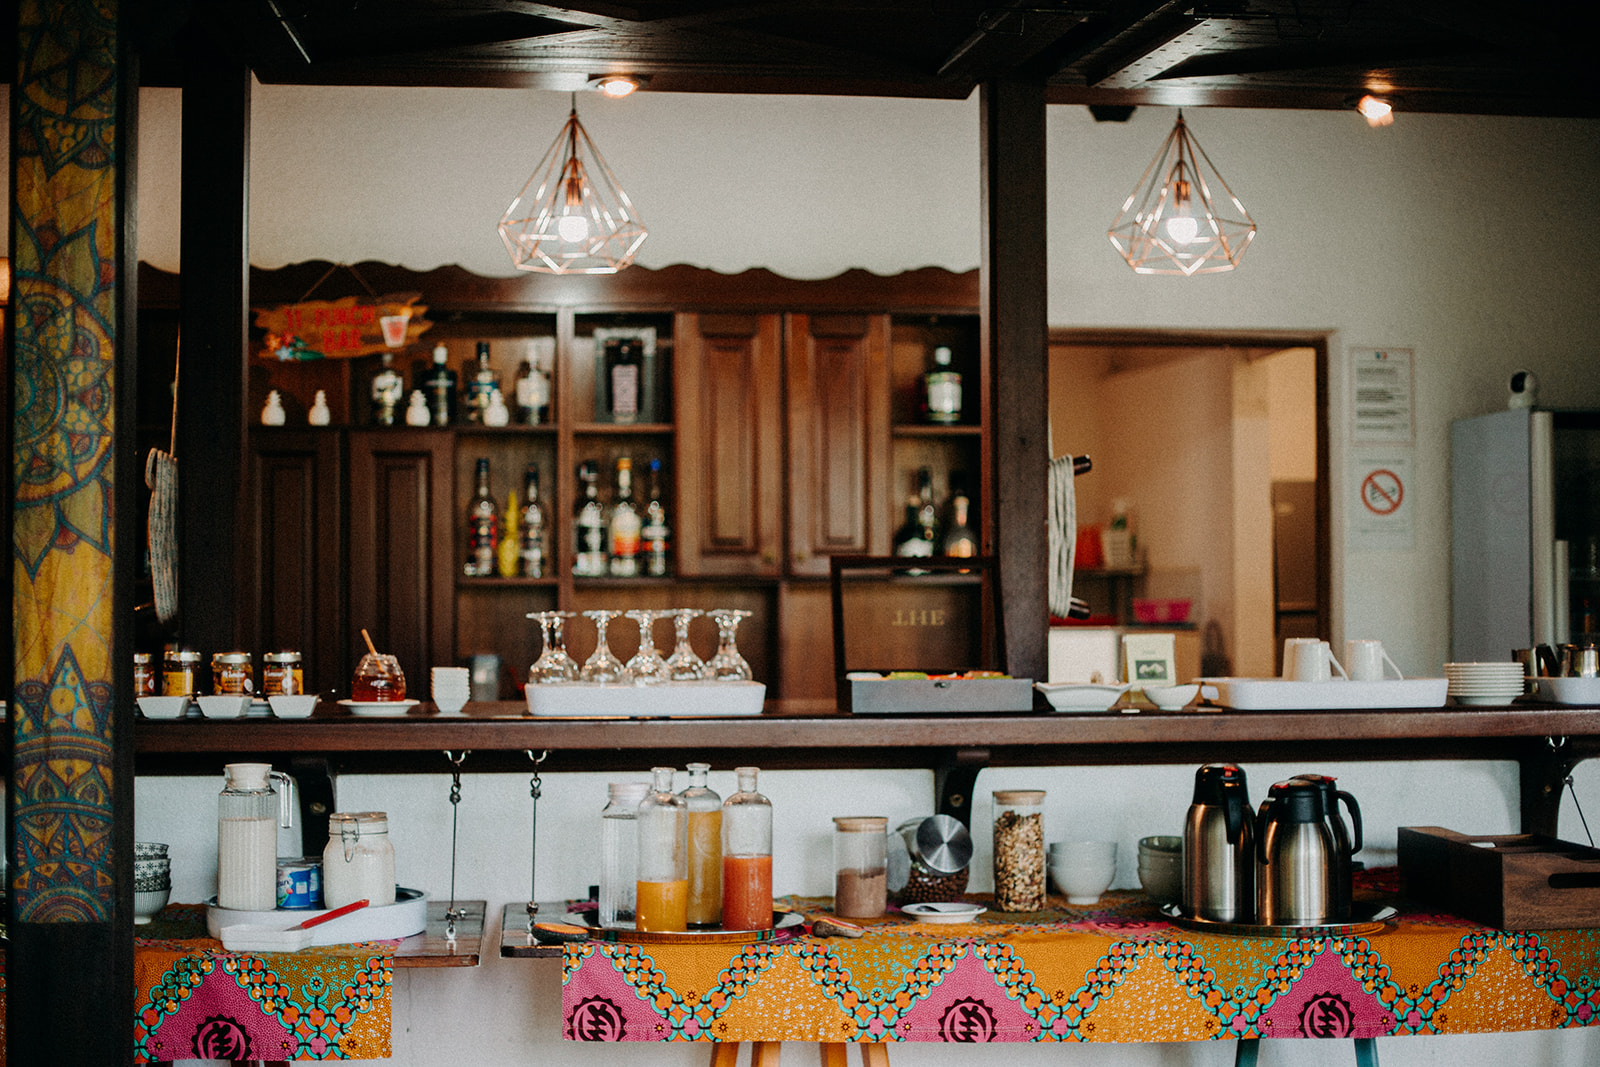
[892,497,932,558]
[641,458,670,577]
[603,337,642,423]
[608,457,642,577]
[941,473,978,558]
[519,464,548,578]
[679,762,722,927]
[573,460,607,577]
[915,467,940,548]
[464,458,499,577]
[370,351,404,426]
[466,341,499,424]
[497,488,521,577]
[423,343,457,426]
[513,354,550,425]
[923,345,962,424]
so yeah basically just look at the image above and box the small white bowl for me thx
[1035,682,1129,712]
[133,887,170,924]
[137,695,190,720]
[1142,683,1200,710]
[197,694,251,719]
[433,694,468,714]
[1049,840,1118,865]
[1051,862,1116,905]
[268,694,319,719]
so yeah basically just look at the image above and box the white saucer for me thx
[1452,694,1519,706]
[901,902,985,924]
[337,699,421,716]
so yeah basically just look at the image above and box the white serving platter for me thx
[1204,677,1448,711]
[206,887,427,946]
[337,699,422,716]
[525,681,766,717]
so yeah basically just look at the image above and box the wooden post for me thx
[980,80,1049,685]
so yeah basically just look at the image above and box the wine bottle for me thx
[642,458,670,577]
[519,464,548,578]
[915,467,940,549]
[466,341,498,424]
[465,458,499,577]
[573,461,607,577]
[604,337,642,423]
[608,457,642,577]
[923,345,962,424]
[370,351,404,426]
[423,343,457,426]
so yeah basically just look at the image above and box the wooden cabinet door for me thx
[786,313,891,576]
[347,431,454,690]
[243,430,345,695]
[674,313,784,576]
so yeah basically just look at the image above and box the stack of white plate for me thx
[1443,662,1525,706]
[431,666,470,713]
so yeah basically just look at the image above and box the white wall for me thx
[113,86,1600,1065]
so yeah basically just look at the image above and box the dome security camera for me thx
[1508,370,1538,409]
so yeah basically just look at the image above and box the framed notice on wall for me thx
[1350,347,1415,445]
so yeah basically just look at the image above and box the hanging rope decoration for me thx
[443,750,470,938]
[526,750,549,935]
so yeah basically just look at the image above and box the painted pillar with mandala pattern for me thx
[9,0,135,1062]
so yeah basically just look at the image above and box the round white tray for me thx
[206,887,426,945]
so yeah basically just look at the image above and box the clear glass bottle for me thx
[465,457,499,577]
[323,811,397,910]
[833,815,888,918]
[721,766,773,930]
[218,763,293,911]
[599,781,651,928]
[636,766,688,931]
[642,457,670,577]
[608,457,641,577]
[466,341,499,423]
[371,350,405,426]
[992,789,1046,912]
[679,763,722,926]
[423,342,457,426]
[923,345,962,424]
[519,464,548,578]
[573,460,607,577]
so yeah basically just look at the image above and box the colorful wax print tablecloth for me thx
[134,904,393,1062]
[562,871,1600,1046]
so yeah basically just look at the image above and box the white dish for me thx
[901,902,985,924]
[1452,694,1520,706]
[137,695,190,720]
[526,681,766,717]
[337,699,421,716]
[1539,676,1600,705]
[134,887,170,924]
[1204,677,1448,710]
[197,694,251,719]
[207,887,426,945]
[268,694,319,719]
[1035,682,1129,712]
[1142,683,1200,710]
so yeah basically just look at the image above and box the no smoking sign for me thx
[1351,453,1413,550]
[1361,469,1404,515]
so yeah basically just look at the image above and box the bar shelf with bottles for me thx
[888,315,984,560]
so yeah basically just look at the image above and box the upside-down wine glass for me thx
[624,610,673,685]
[666,608,706,681]
[706,608,754,681]
[526,610,580,685]
[580,610,630,684]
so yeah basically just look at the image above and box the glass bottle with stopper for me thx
[636,766,688,932]
[679,763,722,927]
[721,766,773,930]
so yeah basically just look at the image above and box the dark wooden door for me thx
[785,313,891,576]
[674,313,784,576]
[347,431,454,693]
[243,430,345,695]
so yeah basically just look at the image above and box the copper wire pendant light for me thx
[498,95,647,275]
[1108,110,1256,276]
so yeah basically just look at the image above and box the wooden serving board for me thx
[1398,826,1600,929]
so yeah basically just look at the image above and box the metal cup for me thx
[1560,643,1599,678]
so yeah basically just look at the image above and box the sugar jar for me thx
[323,811,396,910]
[832,815,888,918]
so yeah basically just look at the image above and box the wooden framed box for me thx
[829,555,1033,714]
[1397,825,1600,929]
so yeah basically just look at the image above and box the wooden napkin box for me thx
[1397,825,1600,929]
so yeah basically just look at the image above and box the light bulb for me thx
[1357,95,1394,127]
[1165,213,1199,245]
[557,211,590,244]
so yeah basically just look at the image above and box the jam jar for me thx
[133,652,157,697]
[163,649,202,697]
[212,651,254,696]
[262,650,304,696]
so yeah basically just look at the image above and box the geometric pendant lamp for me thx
[1108,110,1256,276]
[498,97,648,274]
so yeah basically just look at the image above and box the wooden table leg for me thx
[860,1044,890,1067]
[1354,1037,1379,1067]
[752,1041,783,1066]
[711,1043,741,1067]
[819,1044,849,1067]
[1233,1039,1259,1067]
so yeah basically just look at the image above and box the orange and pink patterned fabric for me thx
[562,871,1600,1047]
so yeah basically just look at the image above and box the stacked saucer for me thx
[133,841,170,924]
[432,666,470,714]
[1443,662,1525,706]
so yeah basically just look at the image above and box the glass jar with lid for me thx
[133,652,157,697]
[599,781,651,929]
[262,650,303,696]
[635,766,687,932]
[833,815,888,918]
[679,762,722,927]
[322,811,397,910]
[212,651,254,696]
[992,789,1046,911]
[163,649,202,696]
[721,766,772,930]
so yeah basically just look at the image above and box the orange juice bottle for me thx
[635,766,687,932]
[721,766,773,930]
[680,763,723,926]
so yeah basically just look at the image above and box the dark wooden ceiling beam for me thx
[936,3,1090,83]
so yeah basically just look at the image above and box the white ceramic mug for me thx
[1290,640,1347,683]
[1345,639,1403,682]
[1282,637,1322,679]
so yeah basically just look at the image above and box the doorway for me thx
[1047,329,1330,679]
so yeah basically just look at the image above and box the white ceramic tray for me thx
[206,887,427,946]
[525,681,766,717]
[1203,677,1448,711]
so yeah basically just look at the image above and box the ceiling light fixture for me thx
[591,74,647,98]
[498,95,648,275]
[1108,110,1256,276]
[1355,94,1395,127]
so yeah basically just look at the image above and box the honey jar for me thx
[262,650,304,696]
[212,652,254,696]
[163,649,202,696]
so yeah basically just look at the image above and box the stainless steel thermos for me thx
[1183,764,1255,922]
[1255,775,1362,926]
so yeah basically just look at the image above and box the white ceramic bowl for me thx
[1138,835,1183,856]
[137,695,190,720]
[1137,859,1182,904]
[1051,861,1116,904]
[433,694,468,714]
[1539,675,1600,705]
[1048,840,1118,865]
[1034,682,1129,712]
[1142,683,1201,710]
[268,694,319,719]
[198,694,251,719]
[133,887,170,924]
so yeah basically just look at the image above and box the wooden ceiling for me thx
[136,1,1598,117]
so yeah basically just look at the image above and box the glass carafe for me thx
[526,611,579,684]
[635,766,688,931]
[600,781,652,928]
[666,608,706,681]
[721,766,773,930]
[217,763,294,911]
[679,763,723,926]
[706,608,753,681]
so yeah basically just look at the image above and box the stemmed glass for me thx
[706,608,754,681]
[624,610,673,685]
[580,610,629,683]
[666,608,707,681]
[526,611,579,685]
